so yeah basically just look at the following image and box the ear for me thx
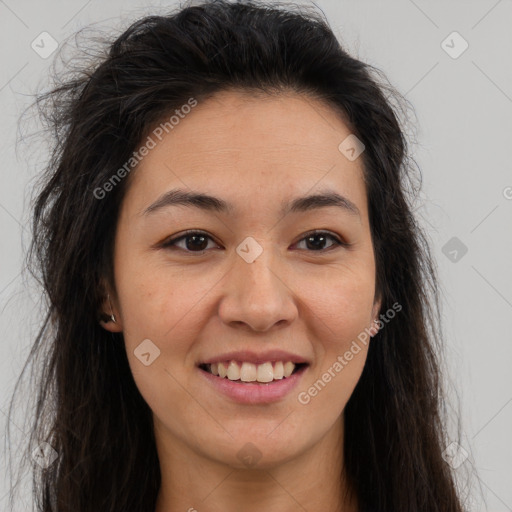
[98,278,123,333]
[371,295,382,321]
[369,293,382,337]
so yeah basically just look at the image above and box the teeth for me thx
[256,362,273,383]
[227,361,240,380]
[273,361,284,380]
[240,362,257,382]
[218,362,227,378]
[283,361,294,378]
[208,361,301,382]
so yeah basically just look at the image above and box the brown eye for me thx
[162,229,347,255]
[294,231,346,252]
[162,231,218,253]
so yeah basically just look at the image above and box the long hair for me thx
[6,1,465,510]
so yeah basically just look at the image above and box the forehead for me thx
[122,89,368,219]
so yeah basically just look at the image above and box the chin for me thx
[202,430,312,471]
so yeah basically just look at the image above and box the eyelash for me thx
[161,229,348,254]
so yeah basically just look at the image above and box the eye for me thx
[292,230,346,252]
[162,230,218,253]
[161,229,348,254]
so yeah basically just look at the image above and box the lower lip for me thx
[198,365,308,404]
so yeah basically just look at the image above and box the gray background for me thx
[1,0,511,510]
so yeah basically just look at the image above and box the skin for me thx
[100,89,381,512]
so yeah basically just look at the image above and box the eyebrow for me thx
[141,187,361,218]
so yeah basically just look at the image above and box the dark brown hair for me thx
[7,1,466,510]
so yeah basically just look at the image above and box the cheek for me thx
[116,265,205,435]
[307,263,376,345]
[297,264,375,407]
[115,254,211,345]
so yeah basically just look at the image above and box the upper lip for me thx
[198,350,310,366]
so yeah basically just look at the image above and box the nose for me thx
[217,244,298,333]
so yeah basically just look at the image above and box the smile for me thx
[197,360,309,404]
[200,360,308,383]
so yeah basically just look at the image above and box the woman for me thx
[6,1,466,510]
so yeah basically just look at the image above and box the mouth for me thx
[197,360,310,404]
[198,361,309,383]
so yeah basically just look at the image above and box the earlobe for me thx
[372,293,382,319]
[98,294,123,332]
[99,321,123,333]
[98,280,123,332]
[370,295,383,337]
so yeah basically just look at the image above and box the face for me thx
[102,89,381,470]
